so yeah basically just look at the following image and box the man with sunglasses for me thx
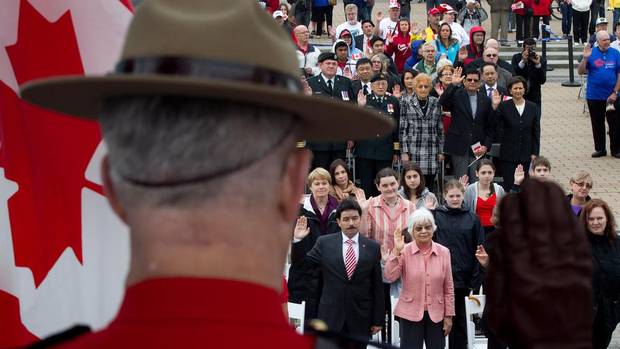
[439,67,498,179]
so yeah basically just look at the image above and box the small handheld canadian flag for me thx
[0,1,132,347]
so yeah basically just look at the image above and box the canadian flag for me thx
[0,1,133,347]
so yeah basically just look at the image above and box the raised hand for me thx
[375,11,383,23]
[492,88,502,109]
[302,79,312,96]
[583,43,592,59]
[424,195,438,210]
[452,66,464,85]
[411,21,420,34]
[357,89,367,107]
[293,216,310,240]
[513,164,525,185]
[392,84,402,99]
[393,227,405,253]
[458,46,468,62]
[475,244,489,268]
[485,180,592,348]
[458,174,469,187]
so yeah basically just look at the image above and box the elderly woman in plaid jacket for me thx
[399,73,445,187]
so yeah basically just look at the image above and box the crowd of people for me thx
[274,1,620,348]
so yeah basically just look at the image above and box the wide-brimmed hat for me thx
[19,0,393,142]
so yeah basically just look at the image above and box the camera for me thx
[526,47,538,61]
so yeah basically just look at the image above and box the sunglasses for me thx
[486,54,498,57]
[466,78,480,82]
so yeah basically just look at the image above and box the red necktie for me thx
[345,239,357,279]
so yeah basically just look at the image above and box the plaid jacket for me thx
[399,95,445,175]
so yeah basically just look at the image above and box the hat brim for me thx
[19,75,394,142]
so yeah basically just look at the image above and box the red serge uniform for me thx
[57,278,314,349]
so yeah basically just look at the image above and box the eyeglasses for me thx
[465,78,479,82]
[485,54,498,57]
[573,181,592,189]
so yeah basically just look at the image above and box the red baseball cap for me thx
[428,7,441,15]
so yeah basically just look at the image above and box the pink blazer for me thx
[384,241,455,323]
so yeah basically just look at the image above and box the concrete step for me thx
[311,41,583,69]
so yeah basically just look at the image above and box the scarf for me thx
[330,181,359,202]
[310,195,339,235]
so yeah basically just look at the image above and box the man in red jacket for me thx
[19,0,394,348]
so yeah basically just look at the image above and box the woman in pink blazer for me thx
[384,208,455,349]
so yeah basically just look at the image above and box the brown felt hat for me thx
[19,0,393,142]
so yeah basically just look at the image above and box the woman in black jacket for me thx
[288,167,340,320]
[580,199,620,349]
[494,76,541,191]
[432,179,484,349]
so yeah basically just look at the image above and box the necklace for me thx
[384,197,399,207]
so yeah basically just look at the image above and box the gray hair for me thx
[596,30,610,41]
[345,3,358,12]
[407,208,437,232]
[100,96,299,208]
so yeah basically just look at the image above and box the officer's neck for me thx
[125,206,286,292]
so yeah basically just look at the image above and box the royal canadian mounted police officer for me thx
[19,0,394,348]
[355,74,400,197]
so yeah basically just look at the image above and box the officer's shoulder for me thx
[25,325,91,349]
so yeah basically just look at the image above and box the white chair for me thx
[390,295,400,346]
[465,292,488,349]
[287,301,305,334]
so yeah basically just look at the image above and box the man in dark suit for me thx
[292,199,384,345]
[511,38,546,107]
[351,58,373,97]
[479,62,509,98]
[354,20,378,57]
[356,74,400,196]
[439,67,497,179]
[307,52,357,170]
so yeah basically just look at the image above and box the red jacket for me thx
[463,26,486,66]
[58,278,315,349]
[531,0,551,16]
[384,21,413,74]
[512,0,533,15]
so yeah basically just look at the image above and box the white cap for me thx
[272,10,284,18]
[466,0,477,4]
[596,17,608,25]
[388,0,400,9]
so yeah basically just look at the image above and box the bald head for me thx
[597,30,611,51]
[294,25,310,44]
[483,47,499,64]
[485,39,499,50]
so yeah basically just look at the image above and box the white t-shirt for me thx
[336,21,362,40]
[379,18,398,39]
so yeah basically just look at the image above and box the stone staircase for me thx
[310,38,584,83]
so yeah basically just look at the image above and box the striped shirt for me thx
[363,196,416,251]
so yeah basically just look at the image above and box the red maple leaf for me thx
[0,290,37,347]
[1,1,103,287]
